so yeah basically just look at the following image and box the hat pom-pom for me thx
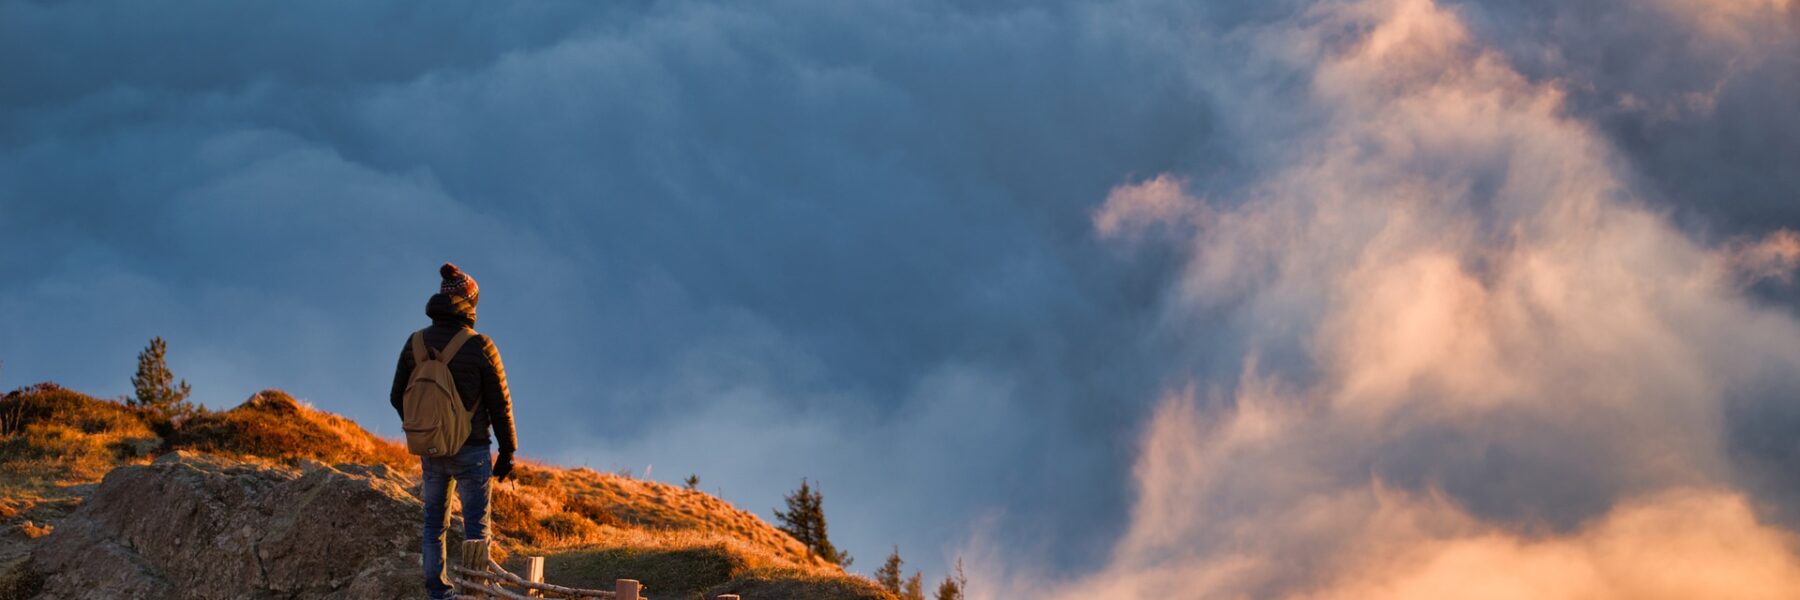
[440,262,461,280]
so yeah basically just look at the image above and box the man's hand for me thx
[493,452,515,481]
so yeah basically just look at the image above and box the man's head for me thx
[440,262,479,306]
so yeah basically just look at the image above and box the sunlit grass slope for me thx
[0,383,891,600]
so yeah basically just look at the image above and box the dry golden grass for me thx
[494,462,823,564]
[0,384,126,600]
[487,462,891,599]
[706,570,894,600]
[12,523,48,540]
[0,383,890,599]
[165,389,417,469]
[0,384,158,492]
[532,532,894,600]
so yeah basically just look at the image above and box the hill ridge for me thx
[0,383,891,600]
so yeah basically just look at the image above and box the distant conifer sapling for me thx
[131,336,194,417]
[878,546,926,600]
[877,547,904,592]
[904,572,925,600]
[774,478,852,567]
[934,558,967,600]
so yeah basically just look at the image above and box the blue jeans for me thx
[421,444,492,599]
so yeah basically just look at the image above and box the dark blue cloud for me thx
[1450,0,1800,235]
[0,0,1227,577]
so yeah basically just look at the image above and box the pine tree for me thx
[773,478,818,548]
[876,546,905,593]
[684,474,700,491]
[131,337,192,416]
[773,478,815,547]
[934,558,967,600]
[773,478,852,567]
[903,572,925,600]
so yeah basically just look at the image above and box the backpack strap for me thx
[428,329,482,414]
[437,330,476,364]
[410,331,430,364]
[412,329,476,364]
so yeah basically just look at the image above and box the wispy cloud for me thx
[981,0,1800,596]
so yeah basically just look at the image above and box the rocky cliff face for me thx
[28,451,421,600]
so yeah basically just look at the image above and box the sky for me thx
[2,0,1798,597]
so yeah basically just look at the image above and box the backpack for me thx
[401,329,477,457]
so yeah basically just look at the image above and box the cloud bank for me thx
[1,0,1210,576]
[970,0,1800,597]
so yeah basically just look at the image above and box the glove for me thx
[492,452,515,481]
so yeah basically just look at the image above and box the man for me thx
[390,262,518,600]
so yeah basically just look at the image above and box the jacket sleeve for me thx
[478,334,518,455]
[390,339,414,419]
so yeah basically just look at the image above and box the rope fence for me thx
[448,539,742,600]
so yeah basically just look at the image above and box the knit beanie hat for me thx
[440,262,479,305]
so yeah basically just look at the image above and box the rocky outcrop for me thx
[28,452,421,600]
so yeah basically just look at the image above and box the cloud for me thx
[1448,0,1800,234]
[0,0,1213,578]
[981,0,1800,597]
[1725,229,1800,284]
[1304,489,1800,600]
[1656,0,1794,48]
[1094,174,1204,239]
[1036,392,1800,599]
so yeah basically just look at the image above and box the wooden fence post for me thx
[524,556,545,598]
[460,539,492,598]
[615,578,642,600]
[460,539,491,571]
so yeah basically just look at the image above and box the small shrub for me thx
[16,521,50,539]
[540,512,601,541]
[565,494,622,528]
[0,403,23,437]
[166,389,412,468]
[2,424,88,460]
[508,463,553,486]
[490,485,553,546]
[0,383,152,440]
[112,436,161,459]
[0,384,161,486]
[0,424,118,481]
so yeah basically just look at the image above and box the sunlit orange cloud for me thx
[1302,489,1800,600]
[1093,174,1202,239]
[1658,0,1795,48]
[978,0,1800,598]
[1725,229,1800,284]
[1027,392,1800,600]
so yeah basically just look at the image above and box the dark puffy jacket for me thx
[389,293,517,454]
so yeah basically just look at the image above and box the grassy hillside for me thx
[0,383,890,600]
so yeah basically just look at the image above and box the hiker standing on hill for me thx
[391,263,518,600]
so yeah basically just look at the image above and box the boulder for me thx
[28,452,421,600]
